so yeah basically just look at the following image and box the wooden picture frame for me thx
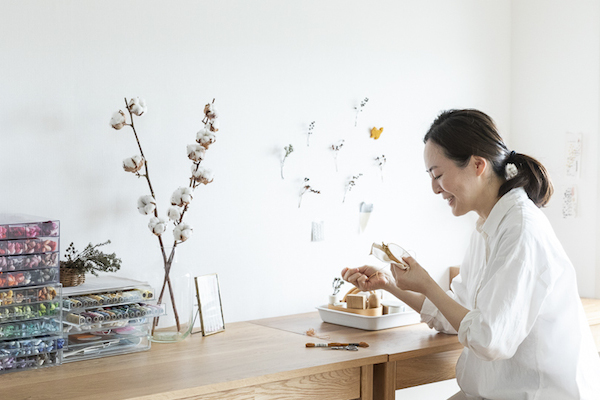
[194,273,225,336]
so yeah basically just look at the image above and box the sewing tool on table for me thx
[332,345,358,351]
[305,342,369,348]
[306,343,360,351]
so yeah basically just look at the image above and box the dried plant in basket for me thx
[60,241,121,286]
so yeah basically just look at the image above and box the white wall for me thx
[1,1,511,323]
[510,0,600,298]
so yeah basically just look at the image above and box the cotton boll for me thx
[148,217,167,236]
[186,144,206,162]
[167,206,182,221]
[191,165,214,185]
[128,97,147,116]
[170,187,193,207]
[170,188,182,206]
[204,103,218,119]
[137,195,156,215]
[110,110,126,130]
[208,118,220,132]
[196,128,216,149]
[180,187,193,204]
[173,223,193,242]
[123,155,145,173]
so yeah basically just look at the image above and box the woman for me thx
[342,109,600,399]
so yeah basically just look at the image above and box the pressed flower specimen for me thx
[331,140,345,172]
[343,173,363,203]
[299,178,321,208]
[354,97,369,127]
[281,144,294,179]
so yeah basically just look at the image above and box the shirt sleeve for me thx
[420,293,458,334]
[420,236,474,336]
[458,229,555,362]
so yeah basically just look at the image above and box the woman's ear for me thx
[471,156,488,177]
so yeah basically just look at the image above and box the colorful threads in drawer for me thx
[65,303,164,325]
[0,220,59,240]
[0,286,58,306]
[63,289,154,309]
[0,351,61,373]
[0,253,59,272]
[0,302,60,322]
[0,238,59,255]
[0,337,64,357]
[0,318,61,339]
[0,268,59,289]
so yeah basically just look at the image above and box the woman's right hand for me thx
[341,266,394,292]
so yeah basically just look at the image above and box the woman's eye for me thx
[434,175,442,180]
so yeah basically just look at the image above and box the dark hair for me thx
[423,109,553,207]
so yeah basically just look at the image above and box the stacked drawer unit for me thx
[62,276,164,362]
[0,214,63,374]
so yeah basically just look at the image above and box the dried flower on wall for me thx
[307,121,315,146]
[281,144,294,179]
[299,178,321,208]
[331,140,345,172]
[343,173,363,203]
[354,97,369,127]
[375,155,387,182]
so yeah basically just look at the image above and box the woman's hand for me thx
[390,256,435,295]
[341,266,393,292]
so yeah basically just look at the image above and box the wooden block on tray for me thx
[346,294,367,309]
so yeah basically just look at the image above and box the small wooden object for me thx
[327,287,383,316]
[346,294,367,309]
[367,293,380,309]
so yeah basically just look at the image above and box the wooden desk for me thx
[2,320,386,400]
[3,299,599,400]
[251,312,461,400]
[1,315,458,400]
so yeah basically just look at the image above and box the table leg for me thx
[361,364,373,400]
[373,361,396,400]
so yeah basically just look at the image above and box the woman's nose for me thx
[431,179,443,195]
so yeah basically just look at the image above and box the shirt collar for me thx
[476,187,528,238]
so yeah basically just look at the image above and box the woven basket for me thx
[60,268,85,287]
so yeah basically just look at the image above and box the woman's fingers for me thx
[341,266,380,290]
[402,256,416,267]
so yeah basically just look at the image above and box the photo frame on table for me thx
[194,273,225,336]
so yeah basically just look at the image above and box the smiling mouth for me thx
[446,196,454,207]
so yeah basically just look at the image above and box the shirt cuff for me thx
[420,297,439,328]
[420,296,458,334]
[458,309,479,347]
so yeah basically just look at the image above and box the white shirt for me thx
[421,188,600,399]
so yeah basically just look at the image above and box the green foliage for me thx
[60,240,122,276]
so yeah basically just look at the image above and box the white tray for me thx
[316,305,421,331]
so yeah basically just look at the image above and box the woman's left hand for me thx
[391,256,435,296]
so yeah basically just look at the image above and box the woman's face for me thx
[424,141,483,217]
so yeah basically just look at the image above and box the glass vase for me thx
[150,248,195,343]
